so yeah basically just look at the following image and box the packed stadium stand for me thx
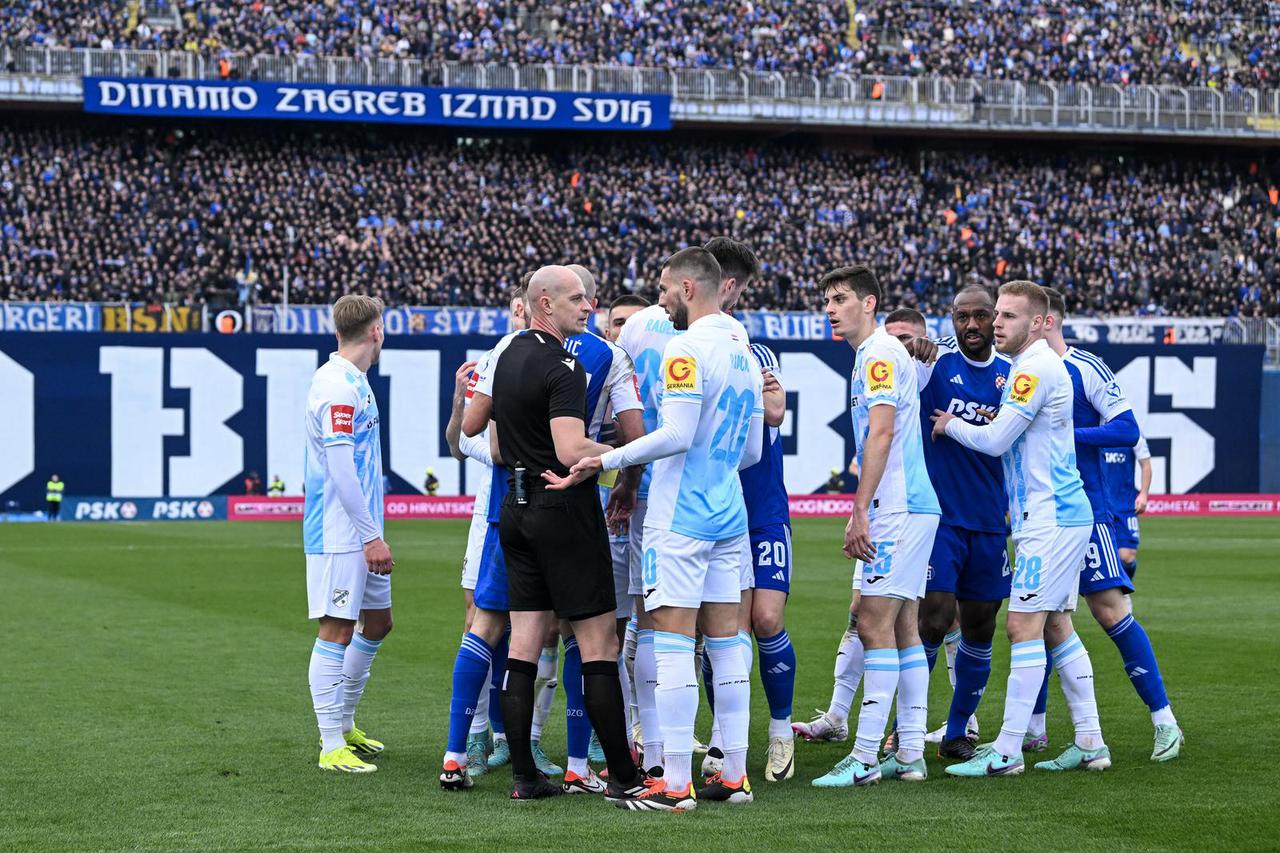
[1,122,1276,316]
[5,1,1279,89]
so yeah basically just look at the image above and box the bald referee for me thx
[462,265,645,803]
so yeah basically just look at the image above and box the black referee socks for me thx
[582,659,640,787]
[500,657,539,779]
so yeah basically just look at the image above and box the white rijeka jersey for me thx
[848,327,940,520]
[645,313,764,541]
[463,345,497,518]
[615,304,681,499]
[998,339,1092,532]
[303,353,384,554]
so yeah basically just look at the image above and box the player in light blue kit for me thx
[933,281,1107,778]
[1043,288,1182,762]
[812,265,941,788]
[302,294,393,774]
[1104,435,1152,577]
[548,247,765,811]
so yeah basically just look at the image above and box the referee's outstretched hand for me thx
[542,456,604,490]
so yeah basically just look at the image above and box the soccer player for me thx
[303,294,393,774]
[1043,289,1182,762]
[810,267,940,787]
[932,280,1107,777]
[550,247,765,811]
[901,292,1011,761]
[464,265,645,802]
[1104,435,1151,581]
[441,287,528,782]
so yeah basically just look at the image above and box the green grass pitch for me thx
[4,516,1277,850]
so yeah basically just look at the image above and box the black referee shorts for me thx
[498,486,616,621]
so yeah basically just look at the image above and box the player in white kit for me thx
[303,294,393,774]
[547,247,764,811]
[811,266,941,788]
[932,281,1110,777]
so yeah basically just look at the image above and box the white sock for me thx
[310,638,347,753]
[567,756,589,776]
[710,719,723,752]
[617,650,633,736]
[994,640,1046,757]
[635,630,663,768]
[831,627,865,723]
[895,645,928,763]
[470,661,492,735]
[531,643,558,742]
[341,633,382,732]
[707,636,750,779]
[624,618,639,728]
[1152,705,1177,727]
[738,629,754,676]
[653,631,697,790]
[769,718,793,738]
[853,648,898,764]
[1052,633,1103,751]
[1028,712,1047,738]
[944,627,961,689]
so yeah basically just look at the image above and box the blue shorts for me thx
[1113,512,1140,551]
[473,523,509,612]
[1078,521,1134,595]
[750,524,792,594]
[926,522,1012,601]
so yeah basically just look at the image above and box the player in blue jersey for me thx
[302,294,392,774]
[1104,436,1152,579]
[892,290,1013,762]
[1043,289,1182,762]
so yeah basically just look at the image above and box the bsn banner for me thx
[84,77,672,131]
[0,334,1262,506]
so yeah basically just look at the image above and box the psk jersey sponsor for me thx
[739,342,790,532]
[565,331,643,443]
[998,340,1091,532]
[918,337,1009,533]
[1063,346,1133,523]
[303,352,384,553]
[848,327,940,519]
[615,304,681,500]
[1104,435,1150,518]
[645,313,764,541]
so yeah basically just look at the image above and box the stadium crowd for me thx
[0,124,1277,317]
[4,0,1279,90]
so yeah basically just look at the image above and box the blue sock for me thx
[562,636,591,761]
[1122,559,1138,580]
[945,639,992,741]
[447,632,493,754]
[701,646,716,715]
[756,629,796,721]
[922,638,941,673]
[1033,648,1053,715]
[1106,613,1169,712]
[488,628,509,735]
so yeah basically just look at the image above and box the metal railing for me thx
[4,46,1280,137]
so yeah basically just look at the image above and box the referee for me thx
[464,265,644,802]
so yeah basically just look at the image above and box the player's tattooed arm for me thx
[445,359,479,461]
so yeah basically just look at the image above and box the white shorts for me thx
[1008,523,1091,613]
[306,550,392,620]
[627,498,650,596]
[611,534,632,619]
[460,512,488,591]
[854,511,940,601]
[640,526,746,611]
[738,536,755,592]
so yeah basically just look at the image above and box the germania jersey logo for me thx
[1008,372,1039,405]
[867,359,894,393]
[664,356,697,391]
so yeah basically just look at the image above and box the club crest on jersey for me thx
[995,374,1007,389]
[867,359,894,393]
[664,356,697,391]
[330,404,355,434]
[1008,372,1038,405]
